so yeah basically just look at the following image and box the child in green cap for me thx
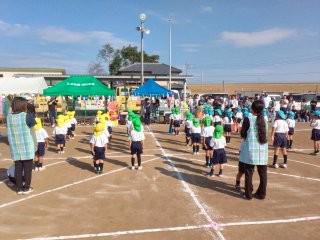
[184,112,193,146]
[207,125,227,177]
[191,118,202,155]
[129,116,145,170]
[202,116,214,167]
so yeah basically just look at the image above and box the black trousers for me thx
[14,160,33,191]
[243,163,267,199]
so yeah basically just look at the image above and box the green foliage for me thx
[93,43,160,75]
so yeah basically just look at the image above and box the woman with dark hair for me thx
[239,100,268,200]
[6,97,36,195]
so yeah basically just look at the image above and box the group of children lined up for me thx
[32,111,77,171]
[170,104,320,174]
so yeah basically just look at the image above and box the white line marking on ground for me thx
[22,216,320,240]
[147,126,225,240]
[0,157,161,209]
[219,216,320,227]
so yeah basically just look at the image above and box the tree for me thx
[95,43,160,75]
[88,62,106,76]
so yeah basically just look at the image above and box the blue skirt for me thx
[131,141,143,155]
[273,133,287,148]
[224,124,232,133]
[214,122,222,127]
[174,120,181,127]
[108,126,112,134]
[36,142,46,157]
[55,134,65,145]
[191,133,201,144]
[204,137,213,150]
[211,149,227,165]
[94,146,106,160]
[71,124,76,131]
[311,129,320,141]
[288,127,294,135]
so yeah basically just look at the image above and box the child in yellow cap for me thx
[90,122,109,174]
[68,111,77,139]
[53,116,66,154]
[34,118,49,171]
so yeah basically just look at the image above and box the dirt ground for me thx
[189,83,320,95]
[0,122,319,240]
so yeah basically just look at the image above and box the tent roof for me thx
[0,77,48,94]
[43,75,115,96]
[132,79,172,97]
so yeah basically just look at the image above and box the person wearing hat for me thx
[172,107,182,136]
[126,110,135,136]
[286,111,296,149]
[191,118,202,155]
[207,125,227,177]
[90,123,108,174]
[53,116,67,154]
[202,116,215,167]
[271,110,289,168]
[69,111,77,139]
[223,109,233,143]
[213,109,222,127]
[184,112,193,146]
[129,116,145,170]
[34,118,49,171]
[310,110,320,154]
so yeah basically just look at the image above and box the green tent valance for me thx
[43,75,115,96]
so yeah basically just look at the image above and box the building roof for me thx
[0,67,66,74]
[118,63,182,75]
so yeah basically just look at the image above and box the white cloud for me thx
[201,6,213,13]
[0,20,30,36]
[220,28,296,47]
[38,27,132,48]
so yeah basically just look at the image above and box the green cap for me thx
[203,116,212,127]
[214,125,224,139]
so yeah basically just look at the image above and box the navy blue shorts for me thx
[71,124,76,131]
[185,127,191,137]
[311,129,320,141]
[174,120,181,128]
[273,133,287,148]
[214,122,221,127]
[224,124,232,133]
[191,133,201,144]
[94,146,106,160]
[288,127,294,135]
[36,142,46,157]
[55,134,65,145]
[67,128,72,136]
[236,118,242,124]
[131,141,143,155]
[211,149,227,165]
[108,126,112,134]
[203,137,213,150]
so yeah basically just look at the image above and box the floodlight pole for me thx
[141,20,144,86]
[169,18,172,90]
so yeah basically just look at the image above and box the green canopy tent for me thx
[43,75,115,96]
[43,75,115,120]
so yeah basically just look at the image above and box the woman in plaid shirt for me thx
[7,97,36,195]
[239,100,268,200]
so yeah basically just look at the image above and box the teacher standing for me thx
[7,97,36,195]
[239,100,268,200]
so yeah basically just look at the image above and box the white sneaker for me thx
[131,166,135,170]
[17,190,24,195]
[281,164,287,169]
[138,166,143,170]
[273,164,279,169]
[38,166,46,171]
[193,152,196,155]
[22,187,34,195]
[196,152,199,155]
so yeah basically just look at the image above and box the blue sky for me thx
[0,0,319,83]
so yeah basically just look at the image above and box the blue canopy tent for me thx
[132,79,173,97]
